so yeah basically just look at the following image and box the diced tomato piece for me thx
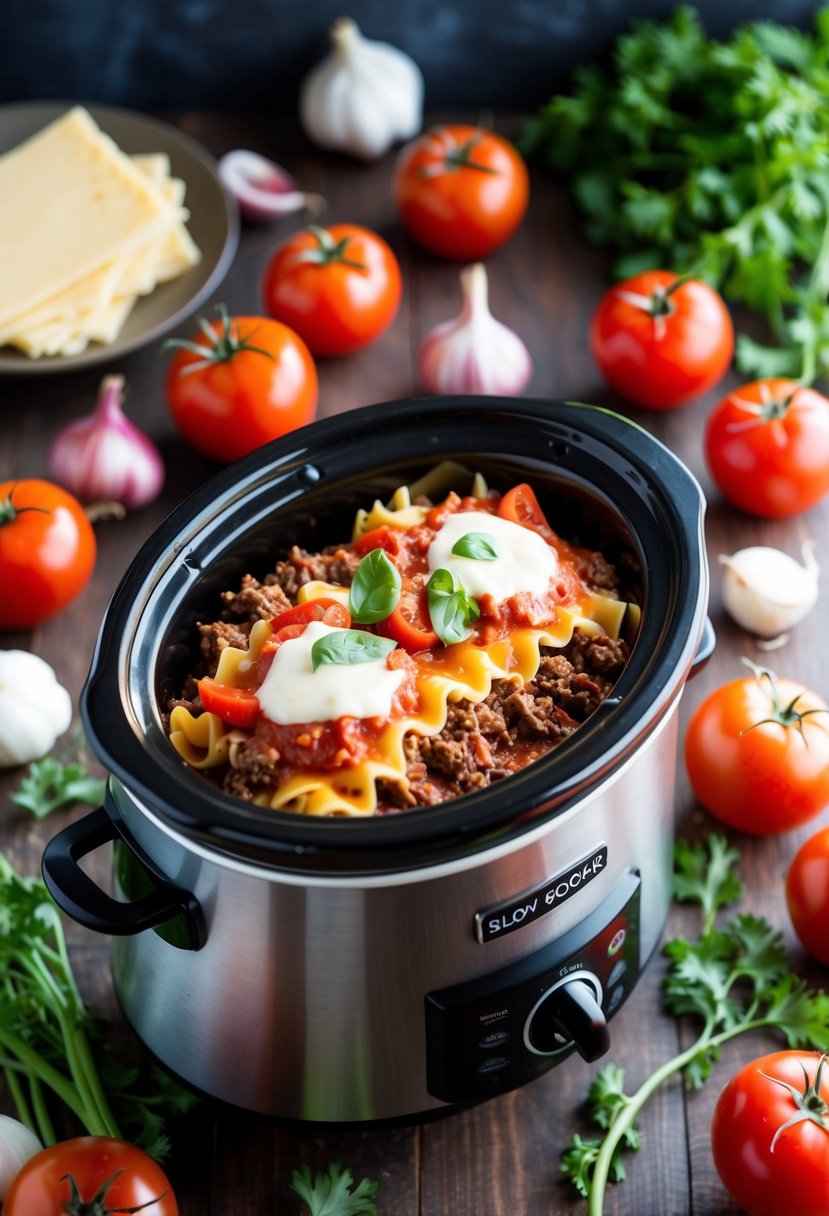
[271,598,351,631]
[197,678,260,728]
[376,578,439,652]
[353,526,402,557]
[497,483,556,542]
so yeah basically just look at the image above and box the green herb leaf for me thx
[290,1162,378,1216]
[310,630,397,671]
[348,549,401,624]
[673,834,742,927]
[0,849,190,1157]
[10,757,106,820]
[426,568,480,646]
[522,5,829,384]
[450,531,498,561]
[560,833,829,1204]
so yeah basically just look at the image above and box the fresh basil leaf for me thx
[427,568,481,646]
[451,531,498,561]
[348,549,401,624]
[311,630,397,671]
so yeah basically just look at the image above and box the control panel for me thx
[425,869,640,1103]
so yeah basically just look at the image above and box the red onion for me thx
[218,150,324,222]
[48,375,164,510]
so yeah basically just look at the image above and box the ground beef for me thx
[221,574,293,621]
[198,619,250,669]
[578,550,621,594]
[401,630,628,809]
[271,546,360,600]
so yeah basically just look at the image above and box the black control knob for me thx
[527,977,610,1062]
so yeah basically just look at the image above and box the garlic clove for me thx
[0,650,72,768]
[299,17,424,161]
[419,262,533,397]
[0,1115,42,1200]
[48,374,164,511]
[218,150,324,222]
[718,541,819,637]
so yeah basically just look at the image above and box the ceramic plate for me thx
[0,101,239,375]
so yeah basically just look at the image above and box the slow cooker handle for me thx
[689,617,716,678]
[41,806,206,950]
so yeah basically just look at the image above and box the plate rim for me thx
[0,100,240,377]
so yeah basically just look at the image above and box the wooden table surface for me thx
[2,113,828,1216]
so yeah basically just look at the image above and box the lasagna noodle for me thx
[168,595,629,818]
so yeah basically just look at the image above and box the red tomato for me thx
[589,270,733,409]
[165,309,317,463]
[0,479,96,630]
[786,826,829,966]
[684,666,829,834]
[262,224,402,357]
[197,677,260,728]
[497,483,555,543]
[704,378,829,517]
[3,1136,177,1216]
[377,578,439,652]
[711,1051,829,1216]
[394,124,529,260]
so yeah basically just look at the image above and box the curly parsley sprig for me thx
[560,835,829,1212]
[523,6,829,384]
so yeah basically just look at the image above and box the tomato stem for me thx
[0,484,50,526]
[60,1168,169,1216]
[759,1054,829,1150]
[291,225,367,271]
[163,303,276,373]
[419,128,498,177]
[740,658,829,742]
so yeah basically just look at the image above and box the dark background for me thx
[1,0,821,112]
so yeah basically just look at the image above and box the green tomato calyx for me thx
[741,658,829,741]
[759,1054,829,1152]
[164,303,276,372]
[60,1168,168,1216]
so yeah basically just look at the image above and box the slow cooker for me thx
[42,397,711,1123]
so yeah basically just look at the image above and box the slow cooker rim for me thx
[81,396,708,870]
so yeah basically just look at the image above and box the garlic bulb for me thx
[299,17,423,160]
[0,1115,42,1200]
[0,650,72,768]
[48,374,164,509]
[719,541,820,638]
[419,263,533,396]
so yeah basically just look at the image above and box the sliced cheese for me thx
[0,106,181,327]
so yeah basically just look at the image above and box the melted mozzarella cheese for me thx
[427,512,558,601]
[256,622,404,726]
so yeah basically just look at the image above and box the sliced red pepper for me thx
[271,598,351,631]
[197,677,261,728]
[497,483,556,543]
[376,578,439,652]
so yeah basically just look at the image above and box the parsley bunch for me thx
[561,836,829,1213]
[0,851,195,1158]
[523,6,829,383]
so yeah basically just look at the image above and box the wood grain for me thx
[1,113,828,1216]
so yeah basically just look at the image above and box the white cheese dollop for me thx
[427,512,558,602]
[256,621,404,726]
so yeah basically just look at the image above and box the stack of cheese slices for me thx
[0,106,201,359]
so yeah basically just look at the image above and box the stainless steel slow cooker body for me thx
[43,397,710,1122]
